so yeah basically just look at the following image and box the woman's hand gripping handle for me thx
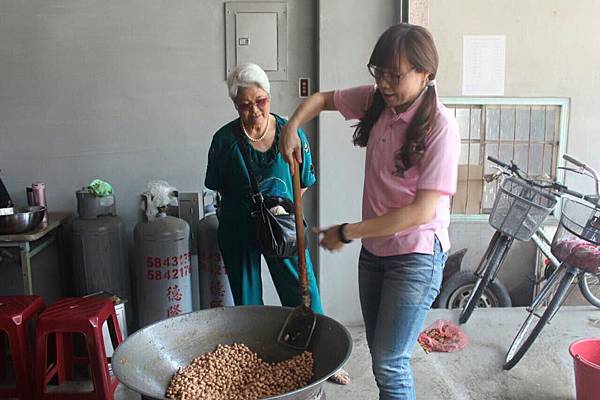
[280,123,303,176]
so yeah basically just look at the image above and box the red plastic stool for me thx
[34,297,123,400]
[0,295,45,400]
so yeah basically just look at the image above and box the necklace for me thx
[241,116,270,142]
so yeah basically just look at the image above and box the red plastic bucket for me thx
[569,338,600,400]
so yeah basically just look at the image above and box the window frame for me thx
[441,96,570,221]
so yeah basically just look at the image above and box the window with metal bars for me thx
[442,99,567,215]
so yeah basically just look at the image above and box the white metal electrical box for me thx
[225,2,288,81]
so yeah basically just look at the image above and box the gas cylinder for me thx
[71,191,130,302]
[197,213,234,309]
[134,212,192,327]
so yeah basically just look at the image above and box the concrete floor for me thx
[110,306,600,399]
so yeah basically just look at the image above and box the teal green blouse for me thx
[205,114,316,224]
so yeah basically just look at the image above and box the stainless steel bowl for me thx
[0,206,46,235]
[113,306,352,400]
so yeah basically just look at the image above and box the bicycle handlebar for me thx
[562,186,585,199]
[563,154,586,168]
[487,156,509,169]
[563,153,600,197]
[488,154,599,203]
[487,156,535,184]
[486,156,588,200]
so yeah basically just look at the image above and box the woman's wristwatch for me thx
[338,223,353,244]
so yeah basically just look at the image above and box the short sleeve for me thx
[333,85,377,121]
[204,135,221,191]
[298,128,316,188]
[416,111,461,195]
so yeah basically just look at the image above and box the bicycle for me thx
[503,156,600,369]
[458,155,600,325]
[530,220,600,309]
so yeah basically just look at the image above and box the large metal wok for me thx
[112,306,352,399]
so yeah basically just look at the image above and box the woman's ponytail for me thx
[352,90,385,147]
[394,82,437,176]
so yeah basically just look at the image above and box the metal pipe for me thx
[397,0,410,23]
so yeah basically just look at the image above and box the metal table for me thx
[0,212,70,294]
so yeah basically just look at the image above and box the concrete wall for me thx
[317,0,398,324]
[0,0,317,305]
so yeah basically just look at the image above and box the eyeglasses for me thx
[367,64,414,85]
[236,97,270,112]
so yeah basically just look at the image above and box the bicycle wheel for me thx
[579,272,600,308]
[503,266,578,370]
[459,233,512,324]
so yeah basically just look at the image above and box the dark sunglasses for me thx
[236,97,270,112]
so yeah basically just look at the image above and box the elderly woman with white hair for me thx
[205,63,350,385]
[205,62,322,314]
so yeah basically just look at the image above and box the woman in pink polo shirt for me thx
[279,24,460,399]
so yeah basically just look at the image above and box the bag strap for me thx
[234,121,263,204]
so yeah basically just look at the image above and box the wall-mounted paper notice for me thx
[462,35,505,96]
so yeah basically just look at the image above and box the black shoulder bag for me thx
[235,126,302,258]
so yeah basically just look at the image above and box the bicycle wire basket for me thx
[550,198,600,273]
[489,176,557,241]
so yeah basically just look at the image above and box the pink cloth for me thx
[552,238,600,273]
[334,85,460,256]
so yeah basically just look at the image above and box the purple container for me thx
[32,182,48,225]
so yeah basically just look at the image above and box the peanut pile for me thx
[165,343,314,400]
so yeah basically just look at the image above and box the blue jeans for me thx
[359,238,446,400]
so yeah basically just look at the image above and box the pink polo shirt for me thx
[334,85,460,256]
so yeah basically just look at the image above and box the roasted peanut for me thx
[165,343,313,400]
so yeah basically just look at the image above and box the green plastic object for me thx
[87,179,113,196]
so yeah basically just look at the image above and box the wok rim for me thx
[112,305,353,399]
